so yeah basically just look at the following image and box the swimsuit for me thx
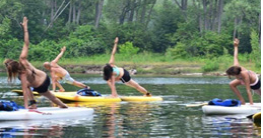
[112,66,131,83]
[33,74,50,93]
[239,71,261,90]
[112,66,120,76]
[120,69,131,83]
[60,71,75,84]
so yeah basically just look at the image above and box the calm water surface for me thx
[0,74,261,138]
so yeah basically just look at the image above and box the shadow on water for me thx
[0,74,260,137]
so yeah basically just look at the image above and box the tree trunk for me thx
[217,0,223,33]
[140,0,147,23]
[119,0,130,24]
[135,0,141,21]
[145,0,156,27]
[95,0,104,28]
[51,0,54,21]
[76,1,82,25]
[128,0,136,22]
[55,0,57,11]
[208,0,213,30]
[203,0,208,31]
[174,0,187,21]
[73,1,76,24]
[68,0,72,23]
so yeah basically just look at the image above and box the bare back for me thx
[21,61,46,88]
[50,63,68,78]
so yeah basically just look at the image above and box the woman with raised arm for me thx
[103,37,151,97]
[3,17,67,109]
[226,38,261,105]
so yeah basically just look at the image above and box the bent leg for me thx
[229,79,245,104]
[41,91,68,108]
[125,79,149,96]
[55,81,65,92]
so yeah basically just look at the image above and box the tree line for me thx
[0,0,260,66]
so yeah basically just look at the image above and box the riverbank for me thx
[0,63,258,77]
[0,54,260,76]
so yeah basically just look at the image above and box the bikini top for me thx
[238,70,258,85]
[112,66,120,76]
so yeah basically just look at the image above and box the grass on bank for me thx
[0,53,261,74]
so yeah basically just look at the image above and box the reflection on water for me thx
[0,117,93,137]
[0,74,260,137]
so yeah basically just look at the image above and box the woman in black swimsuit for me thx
[226,38,261,105]
[103,37,151,97]
[4,17,67,109]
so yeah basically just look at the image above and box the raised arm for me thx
[109,37,118,65]
[52,46,66,64]
[233,38,240,66]
[19,17,29,61]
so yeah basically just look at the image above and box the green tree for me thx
[250,30,260,68]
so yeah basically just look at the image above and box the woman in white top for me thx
[226,38,261,105]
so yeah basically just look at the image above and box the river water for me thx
[0,74,261,138]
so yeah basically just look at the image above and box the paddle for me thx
[186,103,208,107]
[246,114,253,119]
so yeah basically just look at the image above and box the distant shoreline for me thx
[0,63,260,76]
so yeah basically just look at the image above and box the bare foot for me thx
[109,94,119,98]
[59,104,68,108]
[144,92,152,97]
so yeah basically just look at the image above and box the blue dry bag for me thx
[0,100,24,111]
[77,89,102,97]
[208,98,241,107]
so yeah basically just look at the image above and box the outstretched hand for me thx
[114,37,119,44]
[61,46,66,52]
[233,38,239,47]
[20,17,28,28]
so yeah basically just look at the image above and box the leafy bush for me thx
[166,42,188,59]
[0,38,22,59]
[119,41,139,60]
[202,60,219,72]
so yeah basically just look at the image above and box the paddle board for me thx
[53,92,121,102]
[12,89,120,102]
[0,107,94,121]
[202,103,261,115]
[252,112,261,127]
[120,96,163,101]
[12,89,76,95]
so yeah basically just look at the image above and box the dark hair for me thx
[3,59,22,82]
[226,66,241,76]
[103,64,113,81]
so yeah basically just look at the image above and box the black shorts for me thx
[120,69,131,83]
[33,75,50,93]
[250,79,261,90]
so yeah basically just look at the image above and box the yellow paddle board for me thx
[12,89,76,95]
[120,96,163,101]
[12,89,121,102]
[253,112,261,127]
[53,92,121,102]
[12,89,39,95]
